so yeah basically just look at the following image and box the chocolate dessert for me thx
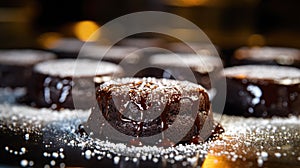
[85,78,222,146]
[80,45,140,64]
[135,54,223,89]
[224,65,300,117]
[27,59,123,110]
[167,42,218,56]
[117,38,165,49]
[233,46,300,68]
[0,50,56,88]
[48,38,85,58]
[117,37,168,58]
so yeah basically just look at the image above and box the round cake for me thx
[135,54,223,89]
[233,46,300,68]
[80,45,140,64]
[27,59,124,110]
[117,37,166,49]
[0,50,56,88]
[167,42,218,56]
[85,78,222,146]
[48,38,85,58]
[116,37,167,58]
[224,65,300,117]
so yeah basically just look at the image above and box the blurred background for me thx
[0,0,299,60]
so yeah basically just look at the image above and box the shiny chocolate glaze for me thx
[93,78,218,144]
[0,50,56,88]
[26,59,123,110]
[224,65,300,117]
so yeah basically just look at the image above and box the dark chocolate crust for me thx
[27,59,123,110]
[94,78,216,144]
[224,65,300,117]
[0,50,56,88]
[233,46,300,68]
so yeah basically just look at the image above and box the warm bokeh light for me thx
[164,0,208,7]
[202,154,232,168]
[73,20,100,41]
[169,28,206,42]
[247,34,266,47]
[37,32,62,49]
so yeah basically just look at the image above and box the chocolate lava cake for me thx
[233,46,300,68]
[167,42,218,56]
[117,37,165,49]
[85,78,223,146]
[224,65,300,117]
[0,50,56,88]
[27,59,123,110]
[48,38,85,58]
[80,45,140,64]
[135,54,223,89]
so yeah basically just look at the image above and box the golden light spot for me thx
[202,154,232,168]
[73,20,100,41]
[247,34,265,47]
[37,32,62,49]
[164,0,208,7]
[169,28,201,41]
[235,74,247,79]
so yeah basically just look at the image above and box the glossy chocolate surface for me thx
[0,50,56,88]
[224,65,300,117]
[27,59,123,110]
[95,78,215,143]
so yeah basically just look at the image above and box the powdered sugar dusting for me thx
[100,77,206,94]
[150,54,221,73]
[237,47,300,61]
[224,65,300,84]
[81,45,139,60]
[0,50,56,65]
[34,59,123,77]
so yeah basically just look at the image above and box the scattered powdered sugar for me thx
[0,102,89,125]
[20,159,28,167]
[1,88,300,167]
[0,87,25,104]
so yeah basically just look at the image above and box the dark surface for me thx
[1,109,300,168]
[1,83,300,168]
